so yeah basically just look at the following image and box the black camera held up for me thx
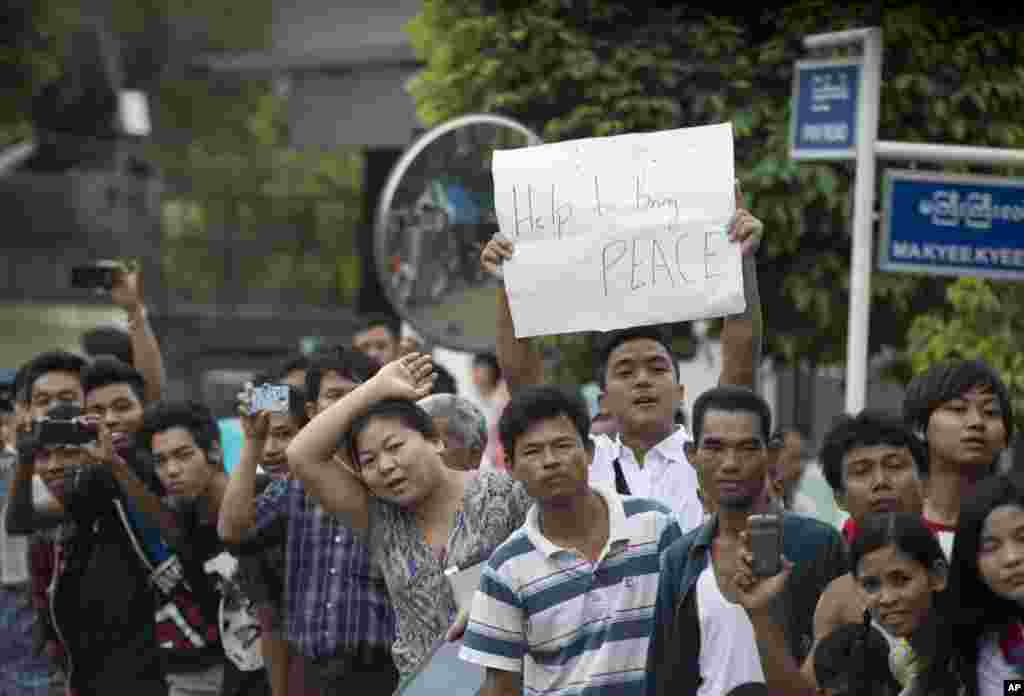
[33,417,98,448]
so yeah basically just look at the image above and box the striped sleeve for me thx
[459,554,525,673]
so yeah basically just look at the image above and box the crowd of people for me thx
[0,191,1021,696]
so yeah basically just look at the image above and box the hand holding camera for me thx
[70,259,144,311]
[237,383,290,441]
[732,517,792,615]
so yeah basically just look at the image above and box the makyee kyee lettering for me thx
[892,242,1024,268]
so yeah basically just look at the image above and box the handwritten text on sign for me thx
[493,123,745,337]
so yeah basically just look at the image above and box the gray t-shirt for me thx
[367,470,532,676]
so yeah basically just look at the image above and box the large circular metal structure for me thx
[374,114,542,353]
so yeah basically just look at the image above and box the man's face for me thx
[151,427,216,499]
[85,383,144,449]
[602,339,683,440]
[689,409,767,511]
[509,414,590,505]
[29,371,83,422]
[432,416,482,471]
[310,370,360,419]
[838,444,924,522]
[262,413,301,479]
[36,445,90,502]
[353,326,397,368]
[769,431,806,507]
[926,384,1007,471]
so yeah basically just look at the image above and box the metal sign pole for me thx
[802,28,882,414]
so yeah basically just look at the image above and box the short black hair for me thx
[499,385,591,464]
[18,350,88,404]
[431,363,458,395]
[354,313,400,340]
[252,380,309,427]
[82,356,146,403]
[904,359,1013,439]
[691,385,772,445]
[820,410,928,494]
[81,326,133,366]
[813,617,896,694]
[346,399,438,471]
[596,325,678,388]
[137,400,222,462]
[304,348,378,404]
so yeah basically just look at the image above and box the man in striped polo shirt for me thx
[460,385,682,696]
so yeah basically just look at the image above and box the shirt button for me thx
[334,536,342,543]
[329,568,337,575]
[326,602,333,609]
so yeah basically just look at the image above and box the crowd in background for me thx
[0,191,1022,696]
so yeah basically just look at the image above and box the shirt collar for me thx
[525,484,632,559]
[611,426,691,464]
[689,514,720,556]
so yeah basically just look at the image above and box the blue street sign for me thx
[790,58,862,160]
[879,170,1024,280]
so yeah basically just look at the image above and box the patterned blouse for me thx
[367,470,532,676]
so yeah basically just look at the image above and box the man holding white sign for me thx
[481,123,763,530]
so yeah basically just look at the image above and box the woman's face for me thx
[857,544,945,638]
[977,504,1024,604]
[355,416,445,507]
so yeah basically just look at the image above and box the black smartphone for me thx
[748,513,783,577]
[70,264,118,291]
[35,418,98,447]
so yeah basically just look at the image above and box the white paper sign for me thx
[492,122,744,337]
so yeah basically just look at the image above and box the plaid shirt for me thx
[251,478,394,658]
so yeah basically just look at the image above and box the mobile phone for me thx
[34,418,98,447]
[71,264,118,290]
[748,513,783,577]
[246,384,290,414]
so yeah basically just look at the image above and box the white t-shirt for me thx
[696,561,765,696]
[589,428,704,533]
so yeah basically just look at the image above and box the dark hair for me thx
[814,616,897,696]
[137,400,222,462]
[691,385,772,446]
[18,350,88,403]
[354,313,400,340]
[81,326,133,366]
[431,363,458,395]
[820,410,928,494]
[304,348,378,405]
[945,472,1024,695]
[345,399,438,471]
[275,353,311,381]
[82,356,146,403]
[499,385,591,463]
[904,359,1013,440]
[596,325,678,388]
[253,380,309,427]
[851,512,946,579]
[724,685,772,696]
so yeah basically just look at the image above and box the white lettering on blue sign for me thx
[810,73,851,113]
[800,123,849,144]
[892,242,1024,268]
[916,190,1024,230]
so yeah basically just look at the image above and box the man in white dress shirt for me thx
[479,191,765,533]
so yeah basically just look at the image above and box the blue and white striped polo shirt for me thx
[460,485,681,696]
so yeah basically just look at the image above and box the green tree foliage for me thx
[2,0,363,307]
[405,0,1024,382]
[908,277,1024,431]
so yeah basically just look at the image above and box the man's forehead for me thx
[842,443,912,464]
[151,426,198,453]
[608,338,672,364]
[700,409,763,438]
[355,325,395,342]
[955,383,996,400]
[85,382,137,405]
[518,414,579,444]
[32,371,82,394]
